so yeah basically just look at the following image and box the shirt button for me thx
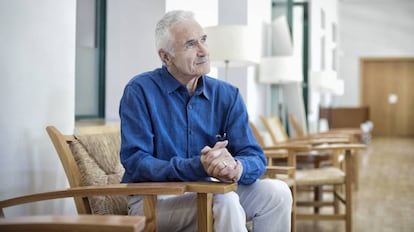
[188,105,192,110]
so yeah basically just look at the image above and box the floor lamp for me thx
[204,25,258,81]
[259,56,303,130]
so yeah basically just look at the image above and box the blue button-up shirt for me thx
[119,66,266,185]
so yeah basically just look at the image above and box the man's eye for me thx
[186,41,196,48]
[200,37,207,44]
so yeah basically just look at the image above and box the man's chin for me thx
[195,66,210,76]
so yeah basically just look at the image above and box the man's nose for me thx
[197,43,209,56]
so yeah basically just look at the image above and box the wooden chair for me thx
[250,121,366,232]
[260,115,355,213]
[288,113,363,190]
[259,116,347,180]
[0,126,237,232]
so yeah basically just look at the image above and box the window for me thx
[75,0,106,120]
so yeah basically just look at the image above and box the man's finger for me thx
[201,146,212,154]
[212,140,228,149]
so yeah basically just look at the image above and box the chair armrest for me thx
[263,149,288,159]
[265,166,295,176]
[311,143,367,151]
[288,137,351,145]
[264,143,311,151]
[0,183,186,217]
[185,182,237,194]
[1,182,236,232]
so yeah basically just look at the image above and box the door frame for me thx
[360,57,414,136]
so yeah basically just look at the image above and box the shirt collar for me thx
[159,66,182,93]
[158,66,210,100]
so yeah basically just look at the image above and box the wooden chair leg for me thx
[197,193,213,232]
[353,151,360,190]
[143,195,157,232]
[345,151,353,232]
[314,186,322,213]
[313,159,322,214]
[334,185,340,214]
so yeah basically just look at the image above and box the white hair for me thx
[155,10,195,57]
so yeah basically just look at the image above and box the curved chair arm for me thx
[0,183,187,217]
[287,137,352,145]
[310,143,367,151]
[0,182,237,232]
[263,143,311,152]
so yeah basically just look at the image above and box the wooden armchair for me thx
[259,115,357,209]
[287,114,364,190]
[250,121,366,232]
[0,126,236,232]
[288,113,363,143]
[259,115,349,175]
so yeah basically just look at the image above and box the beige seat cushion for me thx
[275,175,295,187]
[295,167,345,186]
[69,132,127,215]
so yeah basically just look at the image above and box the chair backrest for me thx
[288,113,306,137]
[46,126,127,215]
[260,116,289,144]
[249,121,266,147]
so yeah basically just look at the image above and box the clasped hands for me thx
[200,140,243,183]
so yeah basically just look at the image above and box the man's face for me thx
[166,19,210,80]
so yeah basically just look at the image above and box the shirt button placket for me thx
[187,104,193,136]
[187,103,193,156]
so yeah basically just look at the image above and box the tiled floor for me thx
[296,137,414,232]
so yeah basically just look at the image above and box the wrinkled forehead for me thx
[170,19,205,45]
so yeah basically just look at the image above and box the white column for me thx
[217,0,271,121]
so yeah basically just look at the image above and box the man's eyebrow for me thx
[184,39,196,46]
[184,35,207,46]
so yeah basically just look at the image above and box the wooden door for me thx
[360,58,414,136]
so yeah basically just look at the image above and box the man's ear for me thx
[158,49,172,65]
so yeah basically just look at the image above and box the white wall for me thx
[0,0,77,215]
[105,0,166,120]
[166,0,218,27]
[337,0,414,106]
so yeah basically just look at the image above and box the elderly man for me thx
[119,10,292,232]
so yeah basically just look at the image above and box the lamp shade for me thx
[205,25,259,67]
[259,56,302,84]
[310,71,344,95]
